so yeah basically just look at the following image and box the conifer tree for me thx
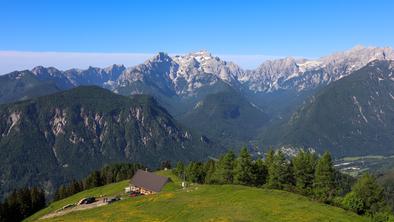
[267,151,292,189]
[252,158,267,186]
[5,190,21,221]
[30,187,45,213]
[234,147,253,185]
[173,161,185,179]
[204,159,216,184]
[313,152,335,202]
[213,150,236,184]
[186,161,205,183]
[84,171,103,189]
[292,150,317,194]
[265,149,275,170]
[18,187,32,218]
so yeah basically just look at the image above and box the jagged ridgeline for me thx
[0,86,215,200]
[263,60,394,156]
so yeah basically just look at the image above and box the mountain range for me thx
[3,46,392,111]
[262,60,394,156]
[1,45,394,199]
[1,45,394,145]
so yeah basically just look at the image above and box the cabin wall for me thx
[127,185,156,195]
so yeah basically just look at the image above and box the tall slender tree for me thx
[18,187,32,218]
[234,147,253,185]
[30,187,46,213]
[214,150,236,184]
[313,152,335,202]
[173,161,185,179]
[265,149,275,170]
[204,159,216,184]
[267,151,292,189]
[292,150,317,194]
[252,158,267,186]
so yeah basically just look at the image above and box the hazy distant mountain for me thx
[1,45,394,155]
[241,45,394,92]
[179,87,268,146]
[2,45,393,107]
[31,64,126,89]
[0,86,214,200]
[262,60,394,156]
[0,64,126,105]
[0,70,61,104]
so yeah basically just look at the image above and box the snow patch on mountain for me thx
[242,45,394,92]
[28,45,394,96]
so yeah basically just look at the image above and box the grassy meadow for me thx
[26,171,368,222]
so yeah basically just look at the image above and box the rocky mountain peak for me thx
[187,50,214,61]
[104,64,126,74]
[148,52,172,64]
[5,45,394,101]
[31,66,62,75]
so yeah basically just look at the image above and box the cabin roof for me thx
[130,170,169,192]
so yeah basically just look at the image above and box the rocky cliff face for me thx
[0,86,214,200]
[242,46,394,92]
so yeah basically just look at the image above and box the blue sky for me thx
[0,0,394,72]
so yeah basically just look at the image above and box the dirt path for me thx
[40,199,109,220]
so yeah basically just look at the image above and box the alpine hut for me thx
[125,170,169,195]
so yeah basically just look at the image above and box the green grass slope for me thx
[27,172,368,222]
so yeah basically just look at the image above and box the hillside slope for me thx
[262,60,394,156]
[0,86,215,200]
[179,88,268,146]
[27,180,368,222]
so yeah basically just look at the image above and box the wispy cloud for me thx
[0,51,280,74]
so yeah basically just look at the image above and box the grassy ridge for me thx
[27,172,368,222]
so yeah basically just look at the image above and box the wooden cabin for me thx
[125,170,169,195]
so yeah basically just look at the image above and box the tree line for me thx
[54,163,143,201]
[0,187,45,222]
[173,148,394,222]
[0,163,143,222]
[1,149,392,222]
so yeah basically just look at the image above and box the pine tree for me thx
[234,147,253,185]
[313,152,335,202]
[252,158,267,186]
[18,187,32,218]
[84,171,103,189]
[204,159,216,184]
[186,162,205,183]
[30,187,45,213]
[213,150,236,184]
[58,185,68,200]
[267,151,292,189]
[6,190,21,222]
[265,149,275,170]
[173,161,185,179]
[292,150,317,194]
[53,188,61,201]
